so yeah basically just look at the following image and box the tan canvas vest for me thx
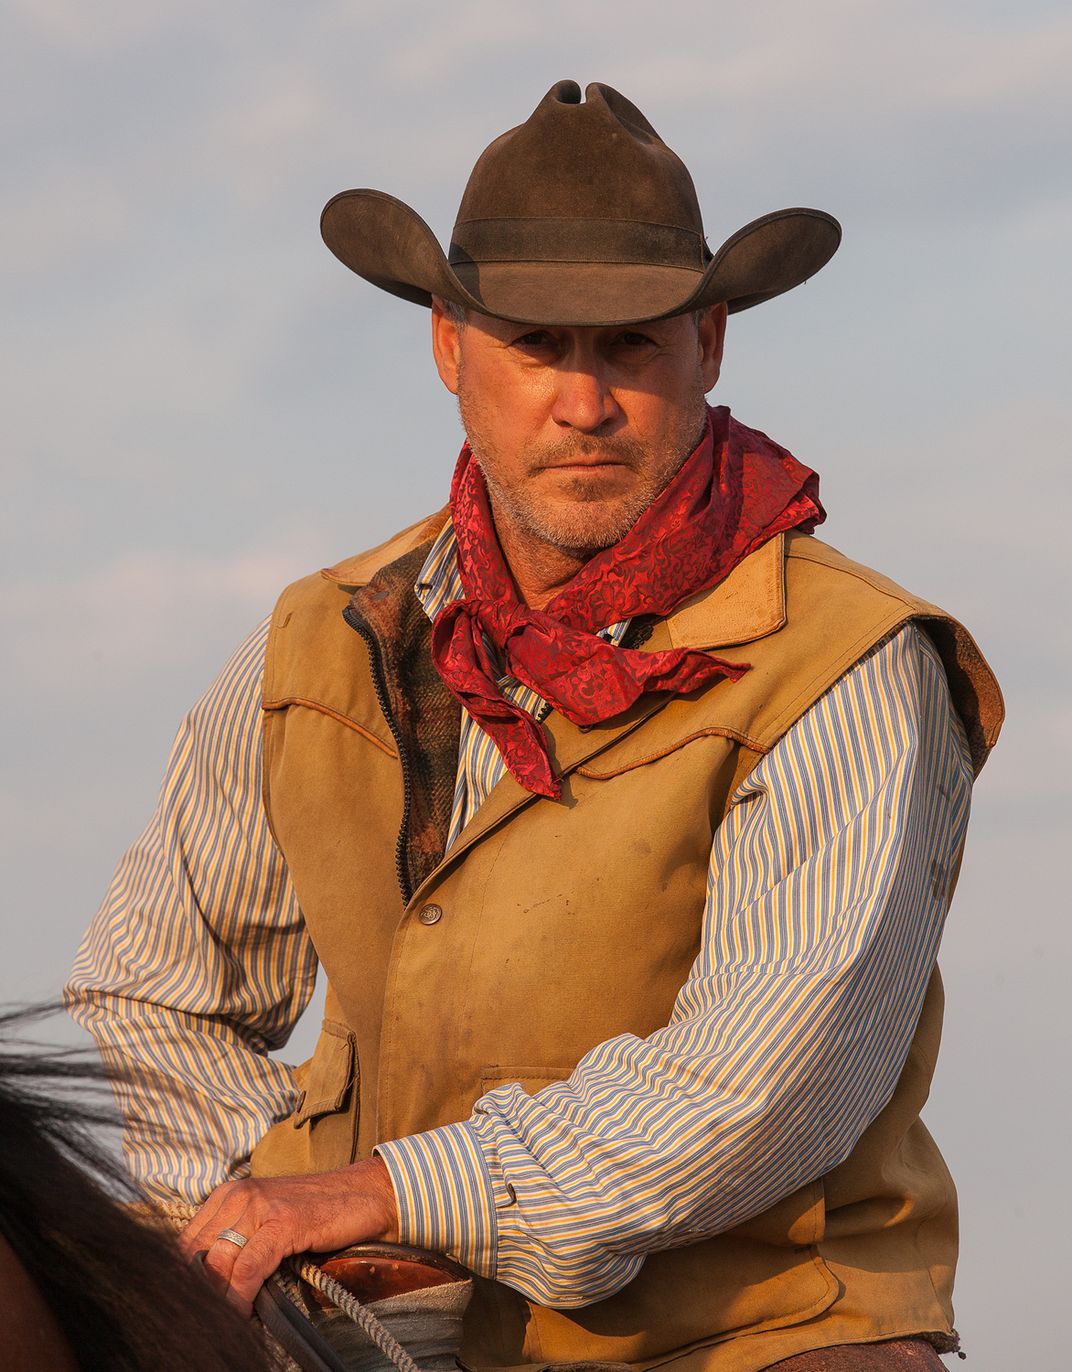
[251,514,1002,1372]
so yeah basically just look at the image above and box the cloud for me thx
[2,533,323,698]
[7,0,214,53]
[374,4,542,86]
[606,0,1071,111]
[7,0,1067,291]
[2,165,132,272]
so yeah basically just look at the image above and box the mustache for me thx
[525,434,647,467]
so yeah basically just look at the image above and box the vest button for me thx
[418,903,443,926]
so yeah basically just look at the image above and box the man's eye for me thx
[513,331,554,348]
[617,331,657,348]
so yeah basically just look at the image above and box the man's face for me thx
[431,302,727,560]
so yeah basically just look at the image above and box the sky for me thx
[2,2,1069,1366]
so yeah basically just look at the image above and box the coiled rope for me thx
[295,1260,419,1372]
[156,1200,420,1372]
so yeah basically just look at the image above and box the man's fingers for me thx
[200,1218,256,1294]
[223,1223,292,1313]
[181,1188,302,1314]
[177,1179,241,1260]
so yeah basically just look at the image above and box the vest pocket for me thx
[250,1019,360,1179]
[728,1176,826,1248]
[479,1068,572,1097]
[294,1019,359,1127]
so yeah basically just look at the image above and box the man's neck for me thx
[493,520,595,610]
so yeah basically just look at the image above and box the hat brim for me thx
[320,189,841,326]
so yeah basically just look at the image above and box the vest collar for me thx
[664,532,787,650]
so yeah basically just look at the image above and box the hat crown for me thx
[454,81,705,237]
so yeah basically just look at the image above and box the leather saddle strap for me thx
[309,1242,470,1309]
[254,1274,353,1372]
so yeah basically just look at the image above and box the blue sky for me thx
[2,3,1069,1365]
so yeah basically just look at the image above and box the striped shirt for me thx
[67,522,973,1308]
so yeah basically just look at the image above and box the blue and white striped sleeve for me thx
[377,623,974,1306]
[65,619,317,1205]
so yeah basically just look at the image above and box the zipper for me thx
[343,604,414,905]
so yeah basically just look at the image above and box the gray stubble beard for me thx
[457,377,709,561]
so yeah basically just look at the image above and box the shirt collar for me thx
[415,519,629,647]
[414,518,464,620]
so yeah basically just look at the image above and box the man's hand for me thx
[178,1157,399,1314]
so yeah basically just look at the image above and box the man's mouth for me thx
[535,445,639,472]
[542,456,628,469]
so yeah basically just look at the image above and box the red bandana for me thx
[431,405,824,799]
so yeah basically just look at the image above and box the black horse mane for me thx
[0,1006,268,1371]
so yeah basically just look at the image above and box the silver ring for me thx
[215,1227,249,1249]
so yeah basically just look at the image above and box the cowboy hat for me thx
[321,79,841,327]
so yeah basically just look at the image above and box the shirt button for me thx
[418,903,443,926]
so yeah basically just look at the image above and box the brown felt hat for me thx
[321,80,841,327]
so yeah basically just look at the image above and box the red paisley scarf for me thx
[431,404,824,798]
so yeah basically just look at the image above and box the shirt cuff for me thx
[375,1121,501,1278]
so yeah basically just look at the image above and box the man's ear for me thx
[431,296,463,395]
[699,302,728,392]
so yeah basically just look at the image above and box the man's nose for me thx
[550,360,621,432]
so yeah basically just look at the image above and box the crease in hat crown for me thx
[320,79,842,327]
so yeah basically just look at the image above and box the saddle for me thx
[257,1244,637,1372]
[255,1242,472,1372]
[311,1244,468,1308]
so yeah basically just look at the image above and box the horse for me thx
[0,1007,269,1371]
[0,1008,472,1372]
